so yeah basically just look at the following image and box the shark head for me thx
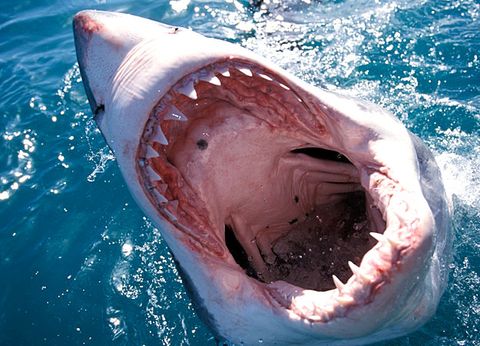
[73,10,452,345]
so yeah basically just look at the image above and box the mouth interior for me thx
[138,59,386,292]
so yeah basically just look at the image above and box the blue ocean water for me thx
[0,0,479,345]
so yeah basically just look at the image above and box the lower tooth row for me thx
[145,146,158,158]
[151,128,168,145]
[145,165,161,180]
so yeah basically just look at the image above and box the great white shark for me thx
[73,10,452,345]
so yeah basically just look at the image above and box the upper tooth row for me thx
[147,65,297,145]
[146,65,290,136]
[174,65,289,101]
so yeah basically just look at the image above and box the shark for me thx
[73,10,452,345]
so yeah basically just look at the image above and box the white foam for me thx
[433,128,480,210]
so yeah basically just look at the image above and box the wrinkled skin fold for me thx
[73,10,453,345]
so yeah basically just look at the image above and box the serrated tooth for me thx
[237,67,253,77]
[151,128,168,145]
[370,232,386,243]
[152,189,167,204]
[164,105,188,122]
[348,261,372,282]
[146,165,161,180]
[199,72,221,86]
[332,275,345,291]
[208,75,221,85]
[258,73,273,81]
[157,183,168,193]
[337,295,354,304]
[218,67,230,77]
[163,208,178,222]
[348,261,361,275]
[177,81,197,99]
[145,145,159,159]
[168,199,179,212]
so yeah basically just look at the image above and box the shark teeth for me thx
[146,164,161,180]
[151,188,167,204]
[336,295,355,305]
[151,128,168,145]
[145,145,159,159]
[157,183,168,193]
[237,67,253,77]
[139,61,305,240]
[370,232,385,243]
[164,105,188,121]
[332,275,345,291]
[348,261,372,283]
[168,199,179,213]
[258,73,273,81]
[348,261,361,277]
[370,231,402,249]
[218,67,230,77]
[199,71,222,86]
[177,81,198,99]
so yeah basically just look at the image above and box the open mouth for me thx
[136,58,420,321]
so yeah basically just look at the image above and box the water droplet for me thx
[122,242,133,257]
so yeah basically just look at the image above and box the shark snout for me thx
[73,10,189,118]
[73,10,123,116]
[73,11,102,114]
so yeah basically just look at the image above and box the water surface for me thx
[0,0,479,345]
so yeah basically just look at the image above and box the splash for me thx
[84,118,115,182]
[431,128,480,210]
[0,115,35,201]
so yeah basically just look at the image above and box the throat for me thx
[229,192,375,291]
